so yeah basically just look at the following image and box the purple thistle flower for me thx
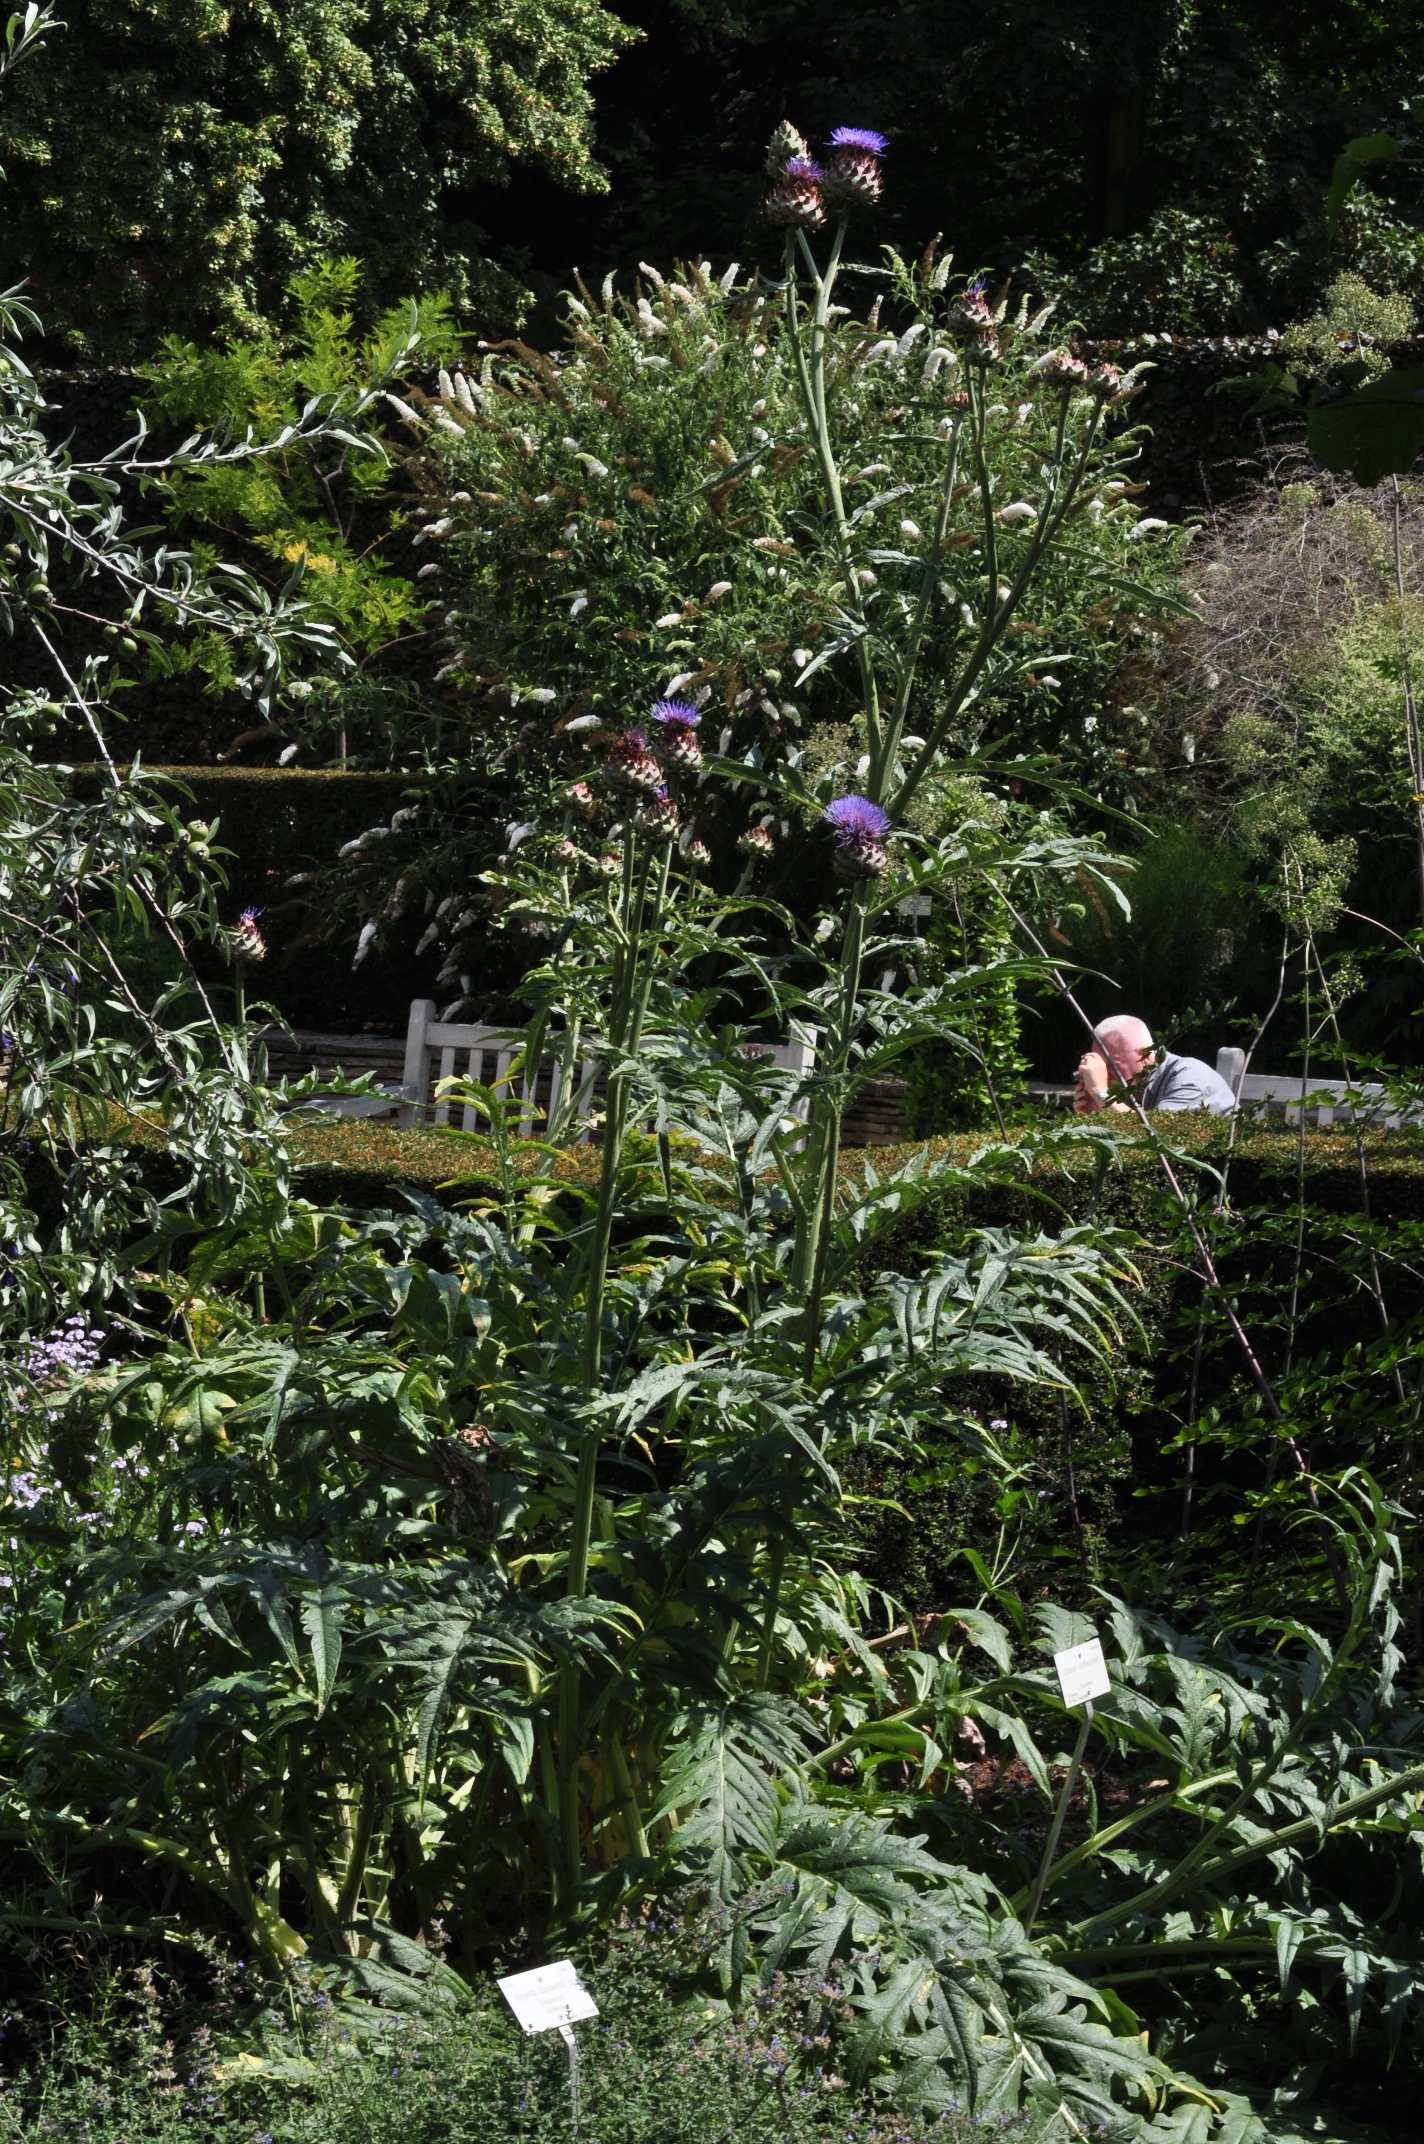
[651,696,703,769]
[823,129,886,211]
[824,795,892,880]
[828,128,887,156]
[765,152,826,230]
[824,796,891,842]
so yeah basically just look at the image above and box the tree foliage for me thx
[0,0,639,357]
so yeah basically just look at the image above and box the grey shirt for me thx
[1141,1050,1236,1115]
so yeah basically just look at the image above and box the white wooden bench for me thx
[300,1000,818,1137]
[396,1003,599,1136]
[1214,1048,1420,1128]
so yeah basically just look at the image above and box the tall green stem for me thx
[559,830,672,1886]
[754,1536,788,1691]
[792,889,869,1366]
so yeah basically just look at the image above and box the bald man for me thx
[1073,1015,1236,1115]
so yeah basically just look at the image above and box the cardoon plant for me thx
[760,119,1143,1342]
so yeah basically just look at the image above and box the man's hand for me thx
[1073,1049,1110,1113]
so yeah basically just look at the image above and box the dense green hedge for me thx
[281,1112,1424,1217]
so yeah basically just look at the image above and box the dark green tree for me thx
[0,0,638,358]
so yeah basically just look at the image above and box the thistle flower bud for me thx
[595,851,623,878]
[684,835,713,868]
[765,121,810,177]
[1035,348,1089,391]
[564,779,596,812]
[738,822,776,858]
[604,727,664,792]
[764,157,825,231]
[633,786,680,840]
[948,277,995,341]
[821,126,887,212]
[1086,361,1123,399]
[235,907,267,961]
[823,795,892,880]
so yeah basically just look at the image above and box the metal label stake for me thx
[1023,1635,1112,1936]
[558,2022,581,2141]
[498,1960,599,2142]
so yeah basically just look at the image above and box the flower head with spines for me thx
[633,785,680,840]
[765,153,825,230]
[604,727,664,792]
[235,907,267,962]
[823,795,892,879]
[823,126,887,211]
[1035,348,1089,392]
[650,698,703,769]
[765,120,810,178]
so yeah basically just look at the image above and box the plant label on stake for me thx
[498,1960,599,2032]
[498,1962,599,2141]
[1054,1636,1110,1709]
[1022,1634,1112,1935]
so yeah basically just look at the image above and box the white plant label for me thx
[1053,1636,1111,1709]
[497,1960,600,2035]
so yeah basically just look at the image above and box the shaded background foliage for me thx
[328,0,1424,338]
[10,1,1424,361]
[8,14,1424,2132]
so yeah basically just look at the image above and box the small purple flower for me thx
[784,155,825,182]
[828,127,887,156]
[650,698,700,729]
